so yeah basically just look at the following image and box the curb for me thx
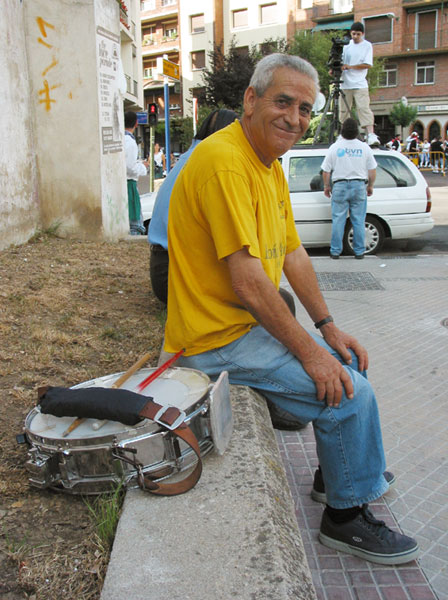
[100,386,316,600]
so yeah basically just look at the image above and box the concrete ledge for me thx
[101,386,316,600]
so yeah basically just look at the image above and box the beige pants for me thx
[339,88,374,128]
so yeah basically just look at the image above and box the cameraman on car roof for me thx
[339,22,380,147]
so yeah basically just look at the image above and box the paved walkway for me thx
[277,254,448,600]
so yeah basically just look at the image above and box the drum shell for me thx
[24,368,213,494]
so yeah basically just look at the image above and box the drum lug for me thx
[25,447,59,489]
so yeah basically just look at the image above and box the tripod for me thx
[313,75,352,145]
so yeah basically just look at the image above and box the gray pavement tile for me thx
[277,255,448,600]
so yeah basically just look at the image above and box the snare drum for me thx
[24,367,230,495]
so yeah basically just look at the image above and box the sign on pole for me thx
[156,56,180,174]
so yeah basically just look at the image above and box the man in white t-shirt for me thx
[321,118,377,259]
[340,22,380,147]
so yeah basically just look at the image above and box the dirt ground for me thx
[0,234,165,599]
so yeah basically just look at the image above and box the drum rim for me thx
[25,367,211,447]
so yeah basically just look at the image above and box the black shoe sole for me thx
[319,531,419,565]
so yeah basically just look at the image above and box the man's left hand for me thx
[320,323,369,372]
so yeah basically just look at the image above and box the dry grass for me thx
[0,235,165,599]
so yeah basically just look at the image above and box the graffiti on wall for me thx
[36,17,61,111]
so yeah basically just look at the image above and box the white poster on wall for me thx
[97,26,122,154]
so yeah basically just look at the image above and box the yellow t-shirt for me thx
[165,120,301,355]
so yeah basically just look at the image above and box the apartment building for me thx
[140,0,447,143]
[292,0,448,142]
[121,0,144,110]
[140,1,296,120]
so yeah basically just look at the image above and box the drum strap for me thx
[137,402,202,496]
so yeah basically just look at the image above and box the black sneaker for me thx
[319,504,419,565]
[311,468,396,503]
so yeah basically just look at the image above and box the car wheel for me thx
[343,216,385,255]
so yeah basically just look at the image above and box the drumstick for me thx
[62,417,85,437]
[62,351,153,437]
[137,348,185,392]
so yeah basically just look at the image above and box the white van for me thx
[141,146,434,255]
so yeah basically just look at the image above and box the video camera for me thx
[327,36,350,80]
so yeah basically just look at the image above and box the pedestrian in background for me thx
[124,111,148,236]
[322,118,377,259]
[339,22,380,147]
[154,143,166,178]
[419,139,430,168]
[430,136,444,173]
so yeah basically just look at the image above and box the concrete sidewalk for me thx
[279,253,448,599]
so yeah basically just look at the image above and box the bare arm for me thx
[283,245,369,372]
[322,171,332,198]
[225,247,357,406]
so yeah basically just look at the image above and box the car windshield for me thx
[375,156,416,188]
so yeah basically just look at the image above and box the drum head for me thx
[27,367,210,440]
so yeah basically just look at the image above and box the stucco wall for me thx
[0,0,39,250]
[23,0,128,240]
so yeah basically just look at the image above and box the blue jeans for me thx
[331,180,367,256]
[177,326,388,508]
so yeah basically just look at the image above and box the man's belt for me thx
[333,179,367,183]
[150,244,167,253]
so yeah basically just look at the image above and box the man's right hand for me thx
[300,344,354,408]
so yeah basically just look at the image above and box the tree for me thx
[389,101,418,138]
[199,38,258,110]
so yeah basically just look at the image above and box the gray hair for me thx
[249,53,319,97]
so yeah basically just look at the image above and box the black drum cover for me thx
[39,387,152,426]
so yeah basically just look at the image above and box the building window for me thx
[191,50,206,70]
[235,46,249,57]
[161,0,176,6]
[140,0,155,10]
[378,63,397,87]
[260,3,277,25]
[364,15,392,44]
[416,10,437,49]
[232,9,248,28]
[142,26,155,45]
[163,22,178,38]
[415,60,434,85]
[190,14,205,34]
[143,59,156,79]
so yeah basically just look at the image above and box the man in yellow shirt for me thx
[166,54,418,566]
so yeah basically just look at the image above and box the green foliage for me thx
[389,101,418,128]
[170,115,193,152]
[84,481,125,552]
[302,113,332,144]
[367,56,385,97]
[199,38,259,110]
[288,31,335,93]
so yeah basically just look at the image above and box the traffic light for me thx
[148,102,158,126]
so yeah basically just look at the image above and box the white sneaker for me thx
[367,133,380,146]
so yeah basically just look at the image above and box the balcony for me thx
[402,28,448,52]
